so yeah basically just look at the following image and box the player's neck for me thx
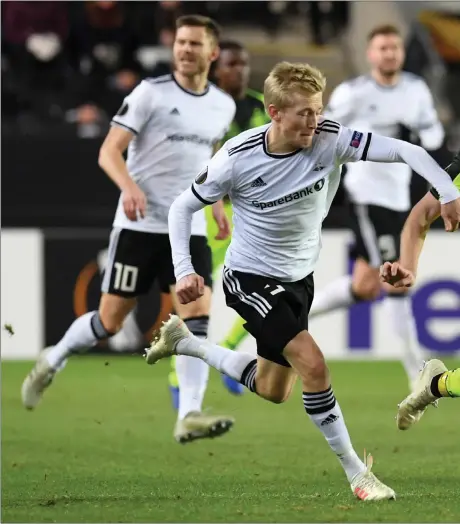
[266,126,302,154]
[371,70,400,87]
[174,71,209,94]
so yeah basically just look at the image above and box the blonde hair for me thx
[264,62,326,110]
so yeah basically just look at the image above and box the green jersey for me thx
[430,151,460,199]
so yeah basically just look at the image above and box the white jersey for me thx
[190,120,371,282]
[111,74,235,235]
[326,73,444,211]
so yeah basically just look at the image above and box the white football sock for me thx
[176,354,210,420]
[46,311,110,369]
[309,275,358,318]
[303,388,366,482]
[385,295,423,385]
[177,335,256,381]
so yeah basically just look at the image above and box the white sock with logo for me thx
[303,387,365,482]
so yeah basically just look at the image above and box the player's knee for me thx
[90,311,118,340]
[352,280,380,301]
[256,383,290,404]
[97,310,123,335]
[285,332,328,386]
[98,296,135,335]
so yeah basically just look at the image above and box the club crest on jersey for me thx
[350,131,363,148]
[195,168,208,185]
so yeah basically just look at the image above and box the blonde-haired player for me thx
[380,151,460,430]
[147,61,459,500]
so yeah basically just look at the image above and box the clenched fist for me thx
[379,261,415,289]
[176,273,205,304]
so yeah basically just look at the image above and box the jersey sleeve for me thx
[111,81,153,135]
[414,80,444,150]
[191,146,234,205]
[324,82,355,125]
[430,152,460,200]
[334,125,372,165]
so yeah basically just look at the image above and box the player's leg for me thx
[396,360,460,430]
[166,236,235,443]
[380,209,423,387]
[21,228,155,409]
[282,327,395,500]
[146,268,298,402]
[309,203,382,318]
[435,368,460,398]
[97,246,145,352]
[350,207,422,384]
[146,270,395,499]
[383,285,422,387]
[170,284,235,443]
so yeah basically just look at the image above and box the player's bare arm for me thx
[210,141,231,240]
[380,191,460,288]
[98,126,146,221]
[379,192,438,288]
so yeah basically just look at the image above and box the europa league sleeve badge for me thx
[195,167,208,185]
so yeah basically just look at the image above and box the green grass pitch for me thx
[2,356,460,523]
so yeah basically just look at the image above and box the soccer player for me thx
[145,62,459,499]
[380,151,460,429]
[21,15,238,444]
[308,24,445,387]
[169,39,271,403]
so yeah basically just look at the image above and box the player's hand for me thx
[176,273,205,304]
[212,201,231,240]
[379,261,415,288]
[122,182,147,221]
[440,198,460,232]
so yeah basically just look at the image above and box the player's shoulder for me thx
[400,71,426,85]
[145,74,174,86]
[315,117,341,137]
[224,124,269,157]
[208,82,236,109]
[333,75,369,92]
[130,75,173,98]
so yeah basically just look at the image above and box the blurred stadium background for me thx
[1,1,460,522]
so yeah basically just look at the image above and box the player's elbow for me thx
[98,140,123,171]
[421,129,444,151]
[98,144,111,171]
[405,202,434,238]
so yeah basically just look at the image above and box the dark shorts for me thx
[101,229,212,297]
[348,202,407,266]
[222,267,314,367]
